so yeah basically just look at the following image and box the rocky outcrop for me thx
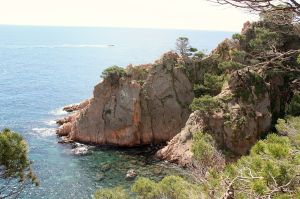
[156,111,203,168]
[157,70,272,166]
[63,100,90,112]
[57,52,194,146]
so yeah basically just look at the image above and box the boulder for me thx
[125,169,137,180]
[71,144,90,155]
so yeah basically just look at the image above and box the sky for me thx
[0,0,258,31]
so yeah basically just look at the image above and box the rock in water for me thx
[71,143,90,155]
[57,52,194,146]
[125,169,137,180]
[100,163,112,172]
[96,172,105,181]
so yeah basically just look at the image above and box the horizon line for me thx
[0,23,239,33]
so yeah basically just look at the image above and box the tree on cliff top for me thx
[0,128,38,198]
[175,37,198,58]
[176,37,190,57]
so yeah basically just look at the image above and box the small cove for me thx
[0,25,233,198]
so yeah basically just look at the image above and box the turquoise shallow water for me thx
[0,25,234,198]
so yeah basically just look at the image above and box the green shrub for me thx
[218,61,243,72]
[189,47,198,52]
[232,33,246,41]
[101,65,126,79]
[0,129,29,178]
[131,177,158,199]
[230,50,247,63]
[286,92,300,116]
[204,133,300,198]
[193,51,205,59]
[204,74,224,95]
[248,27,280,54]
[251,73,267,97]
[193,83,204,98]
[234,87,251,102]
[233,72,266,102]
[159,176,200,199]
[189,95,219,112]
[0,129,38,197]
[93,186,129,199]
[99,117,300,199]
[191,132,216,162]
[132,176,201,199]
[297,55,300,64]
[126,65,149,81]
[193,74,224,97]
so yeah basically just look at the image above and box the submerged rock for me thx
[153,166,163,175]
[100,163,112,172]
[58,136,74,144]
[95,172,105,181]
[125,169,137,180]
[71,143,90,155]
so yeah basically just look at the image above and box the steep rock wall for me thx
[57,52,194,146]
[157,70,273,166]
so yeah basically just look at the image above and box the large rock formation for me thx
[57,52,194,146]
[157,70,273,166]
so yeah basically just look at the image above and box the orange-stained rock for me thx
[57,122,72,136]
[56,52,194,146]
[157,70,273,166]
[63,100,90,112]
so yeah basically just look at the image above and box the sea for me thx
[0,25,234,199]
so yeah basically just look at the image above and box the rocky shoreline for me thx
[56,52,194,147]
[55,21,299,170]
[56,53,275,168]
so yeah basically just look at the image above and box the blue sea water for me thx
[0,25,234,198]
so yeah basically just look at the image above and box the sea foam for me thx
[49,107,68,116]
[32,127,56,137]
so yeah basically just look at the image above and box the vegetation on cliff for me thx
[94,116,300,198]
[93,3,300,197]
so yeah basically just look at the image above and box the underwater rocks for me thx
[56,52,194,147]
[70,143,92,155]
[125,169,137,180]
[100,163,112,172]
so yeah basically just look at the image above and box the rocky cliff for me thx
[56,18,299,170]
[57,52,194,146]
[157,69,273,166]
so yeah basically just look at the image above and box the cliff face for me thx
[157,70,273,166]
[57,52,194,146]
